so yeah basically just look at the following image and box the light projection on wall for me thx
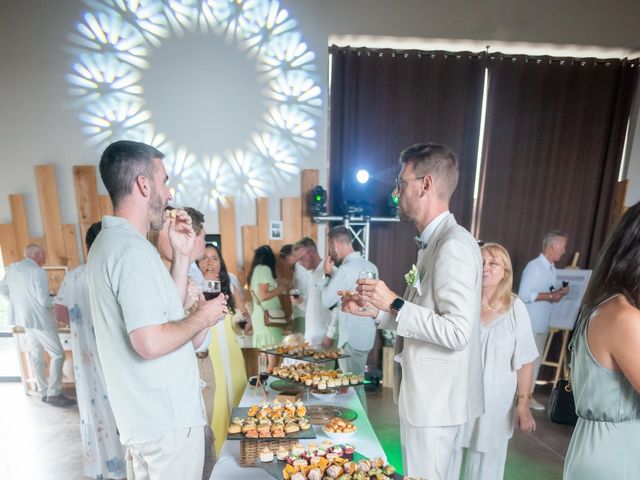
[66,0,321,210]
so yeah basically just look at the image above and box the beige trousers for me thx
[197,355,216,480]
[127,427,204,480]
[400,416,463,480]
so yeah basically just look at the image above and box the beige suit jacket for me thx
[379,214,484,427]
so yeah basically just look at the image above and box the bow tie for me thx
[415,237,427,250]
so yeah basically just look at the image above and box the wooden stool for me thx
[538,328,571,386]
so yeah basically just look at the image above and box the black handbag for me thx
[548,378,578,426]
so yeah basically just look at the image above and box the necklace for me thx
[481,304,495,312]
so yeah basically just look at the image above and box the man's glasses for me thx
[395,175,425,190]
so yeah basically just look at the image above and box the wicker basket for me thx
[239,438,296,467]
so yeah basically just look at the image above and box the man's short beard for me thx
[398,207,412,223]
[148,185,166,231]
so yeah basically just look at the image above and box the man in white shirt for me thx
[321,226,378,410]
[0,244,75,406]
[280,244,311,335]
[290,237,331,347]
[342,143,484,480]
[88,140,227,480]
[518,230,570,410]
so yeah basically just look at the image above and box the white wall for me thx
[2,0,640,264]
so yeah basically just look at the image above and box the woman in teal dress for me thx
[564,201,640,479]
[248,245,288,371]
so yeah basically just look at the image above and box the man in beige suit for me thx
[342,143,484,480]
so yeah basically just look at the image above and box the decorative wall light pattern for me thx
[67,0,321,209]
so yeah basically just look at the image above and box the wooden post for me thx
[34,166,67,266]
[0,224,20,266]
[218,196,238,276]
[256,197,269,246]
[9,195,30,256]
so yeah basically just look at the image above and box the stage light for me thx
[356,169,370,184]
[309,185,327,216]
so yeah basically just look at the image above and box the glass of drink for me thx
[357,271,377,312]
[202,280,221,300]
[289,288,301,299]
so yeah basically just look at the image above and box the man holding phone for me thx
[518,230,570,410]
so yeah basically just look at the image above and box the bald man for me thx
[0,245,75,406]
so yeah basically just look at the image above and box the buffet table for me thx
[210,378,387,479]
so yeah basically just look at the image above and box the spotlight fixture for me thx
[309,185,327,216]
[355,169,370,184]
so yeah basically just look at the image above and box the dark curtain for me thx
[329,46,485,295]
[477,54,638,283]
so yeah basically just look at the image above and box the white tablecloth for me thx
[210,379,387,479]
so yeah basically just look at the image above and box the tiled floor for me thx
[0,382,572,479]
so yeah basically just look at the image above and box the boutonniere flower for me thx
[405,264,418,287]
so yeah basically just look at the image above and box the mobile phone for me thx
[562,281,569,288]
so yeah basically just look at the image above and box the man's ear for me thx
[134,175,150,198]
[420,174,433,196]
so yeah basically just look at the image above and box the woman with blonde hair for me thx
[452,242,538,480]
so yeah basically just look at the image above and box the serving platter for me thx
[226,407,316,441]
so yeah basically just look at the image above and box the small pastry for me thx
[258,430,272,438]
[331,446,343,456]
[284,423,300,434]
[322,440,333,449]
[343,444,355,455]
[308,468,323,480]
[290,473,305,480]
[318,381,327,391]
[293,458,308,468]
[315,448,327,457]
[358,459,371,472]
[296,406,307,417]
[326,464,343,478]
[276,446,289,461]
[292,443,305,456]
[310,456,323,465]
[305,378,313,386]
[247,404,259,416]
[227,424,241,434]
[327,379,337,388]
[259,447,274,462]
[343,461,357,474]
[341,377,350,386]
[326,452,339,462]
[350,376,359,385]
[245,429,258,438]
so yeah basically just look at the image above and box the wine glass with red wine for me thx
[202,280,221,300]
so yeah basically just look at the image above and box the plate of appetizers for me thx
[226,400,315,440]
[256,441,403,480]
[271,364,365,390]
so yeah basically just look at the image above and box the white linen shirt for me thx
[0,258,55,331]
[518,253,557,334]
[87,216,205,445]
[303,260,332,347]
[322,251,378,351]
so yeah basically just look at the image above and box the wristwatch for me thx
[390,297,405,314]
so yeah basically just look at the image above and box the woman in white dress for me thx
[53,222,126,480]
[452,243,538,480]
